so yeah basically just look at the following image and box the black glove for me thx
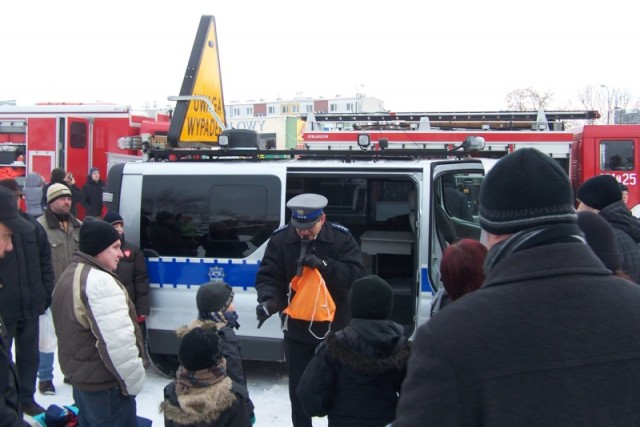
[256,302,272,329]
[302,254,328,271]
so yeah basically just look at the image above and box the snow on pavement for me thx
[25,359,328,426]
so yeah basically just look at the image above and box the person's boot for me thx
[20,399,46,416]
[38,380,56,395]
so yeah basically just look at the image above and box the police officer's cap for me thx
[286,193,328,229]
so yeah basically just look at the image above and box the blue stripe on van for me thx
[421,266,435,294]
[146,257,261,290]
[147,259,435,295]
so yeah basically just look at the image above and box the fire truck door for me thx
[65,117,91,188]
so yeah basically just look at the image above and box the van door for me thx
[286,170,422,336]
[424,161,489,324]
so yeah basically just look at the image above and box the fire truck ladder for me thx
[302,110,600,131]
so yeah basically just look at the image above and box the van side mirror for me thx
[461,136,485,151]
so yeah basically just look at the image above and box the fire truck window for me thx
[140,175,281,257]
[600,140,634,171]
[69,122,87,149]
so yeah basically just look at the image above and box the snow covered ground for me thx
[25,358,328,426]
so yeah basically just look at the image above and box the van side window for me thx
[441,174,480,223]
[140,175,281,257]
[434,173,483,248]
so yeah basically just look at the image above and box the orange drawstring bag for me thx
[283,266,336,334]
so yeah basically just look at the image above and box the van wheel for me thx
[145,334,179,378]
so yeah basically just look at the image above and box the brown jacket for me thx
[37,208,82,281]
[51,252,145,395]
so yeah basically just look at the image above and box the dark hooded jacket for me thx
[81,177,105,217]
[0,212,54,324]
[599,200,640,283]
[116,239,150,316]
[297,319,410,427]
[161,377,252,427]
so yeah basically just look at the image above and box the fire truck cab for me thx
[572,124,640,212]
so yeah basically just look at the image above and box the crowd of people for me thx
[3,148,640,426]
[0,166,150,426]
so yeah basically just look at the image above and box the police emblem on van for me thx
[208,266,225,282]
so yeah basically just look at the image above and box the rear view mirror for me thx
[462,136,485,151]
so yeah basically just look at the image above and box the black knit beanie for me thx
[196,282,234,313]
[79,219,120,256]
[349,275,394,320]
[577,211,621,272]
[576,175,622,210]
[179,327,223,371]
[103,210,124,225]
[479,148,577,234]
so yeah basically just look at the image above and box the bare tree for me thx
[576,85,635,123]
[576,85,598,110]
[505,87,554,111]
[505,85,639,124]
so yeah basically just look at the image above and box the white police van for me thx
[104,131,495,376]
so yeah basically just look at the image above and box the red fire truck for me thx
[301,110,640,212]
[0,103,169,216]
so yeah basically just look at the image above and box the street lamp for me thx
[600,84,610,124]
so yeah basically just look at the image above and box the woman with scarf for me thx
[161,327,252,427]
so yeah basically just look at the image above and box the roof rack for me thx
[145,146,489,163]
[301,110,600,132]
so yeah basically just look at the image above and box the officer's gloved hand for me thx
[302,254,328,271]
[256,301,273,329]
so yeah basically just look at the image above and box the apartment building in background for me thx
[224,94,385,149]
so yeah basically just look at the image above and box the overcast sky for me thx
[1,0,638,112]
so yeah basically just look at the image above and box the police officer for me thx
[255,193,365,427]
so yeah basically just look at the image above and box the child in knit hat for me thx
[161,327,253,427]
[296,274,411,427]
[175,281,255,421]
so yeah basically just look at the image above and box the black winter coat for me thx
[394,241,640,427]
[116,240,150,316]
[599,200,640,283]
[297,319,410,427]
[255,222,365,344]
[0,315,28,427]
[0,212,54,324]
[161,378,252,427]
[81,179,104,217]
